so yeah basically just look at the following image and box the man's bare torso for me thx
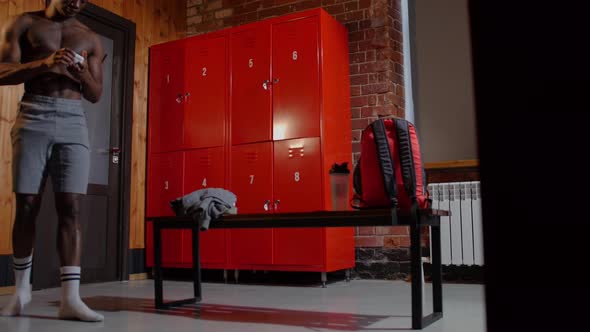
[18,11,99,99]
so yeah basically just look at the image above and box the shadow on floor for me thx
[45,296,409,330]
[163,268,351,288]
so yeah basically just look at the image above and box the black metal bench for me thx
[149,208,449,330]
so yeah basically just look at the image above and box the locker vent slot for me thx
[286,28,297,41]
[245,152,258,164]
[199,155,211,167]
[288,147,304,158]
[245,36,256,48]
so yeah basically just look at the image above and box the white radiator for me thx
[427,181,484,266]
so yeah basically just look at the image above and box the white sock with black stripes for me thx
[58,266,104,322]
[0,255,33,316]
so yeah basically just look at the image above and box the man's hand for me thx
[44,48,77,69]
[66,50,92,83]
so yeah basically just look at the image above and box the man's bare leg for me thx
[0,194,42,316]
[55,192,103,322]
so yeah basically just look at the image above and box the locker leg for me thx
[234,269,240,283]
[345,269,351,282]
[223,269,228,284]
[321,272,327,288]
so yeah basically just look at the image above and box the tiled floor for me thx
[0,279,486,331]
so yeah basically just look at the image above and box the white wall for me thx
[401,0,414,124]
[406,0,478,163]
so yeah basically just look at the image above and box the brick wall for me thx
[187,0,410,278]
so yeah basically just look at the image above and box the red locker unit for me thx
[184,33,228,149]
[146,31,230,269]
[145,146,229,268]
[227,10,354,273]
[146,9,354,274]
[146,151,185,267]
[230,25,272,145]
[183,147,228,268]
[229,143,274,266]
[271,138,325,268]
[147,39,185,154]
[271,16,322,140]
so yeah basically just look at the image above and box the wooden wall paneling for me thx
[1,0,29,256]
[128,0,145,250]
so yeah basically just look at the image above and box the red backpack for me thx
[352,117,430,211]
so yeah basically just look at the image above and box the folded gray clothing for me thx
[170,188,237,230]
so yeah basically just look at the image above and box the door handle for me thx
[98,147,121,163]
[263,199,271,211]
[262,80,270,90]
[176,93,184,104]
[274,199,280,211]
[273,78,279,84]
[185,92,190,102]
[110,147,120,164]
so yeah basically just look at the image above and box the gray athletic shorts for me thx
[11,93,90,195]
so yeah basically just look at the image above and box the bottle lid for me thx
[329,162,350,174]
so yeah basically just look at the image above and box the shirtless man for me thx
[0,0,104,322]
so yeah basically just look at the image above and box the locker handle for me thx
[263,200,271,211]
[273,78,279,84]
[175,93,184,104]
[274,199,281,211]
[185,92,190,102]
[262,80,270,90]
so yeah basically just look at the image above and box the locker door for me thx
[230,25,272,144]
[229,143,273,266]
[146,151,184,217]
[273,138,324,266]
[146,152,184,266]
[184,35,227,149]
[148,41,185,153]
[183,147,226,265]
[272,17,320,140]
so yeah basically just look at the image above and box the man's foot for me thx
[0,287,31,316]
[58,298,104,322]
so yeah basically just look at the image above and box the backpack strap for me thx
[394,119,417,201]
[353,158,362,196]
[371,119,397,207]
